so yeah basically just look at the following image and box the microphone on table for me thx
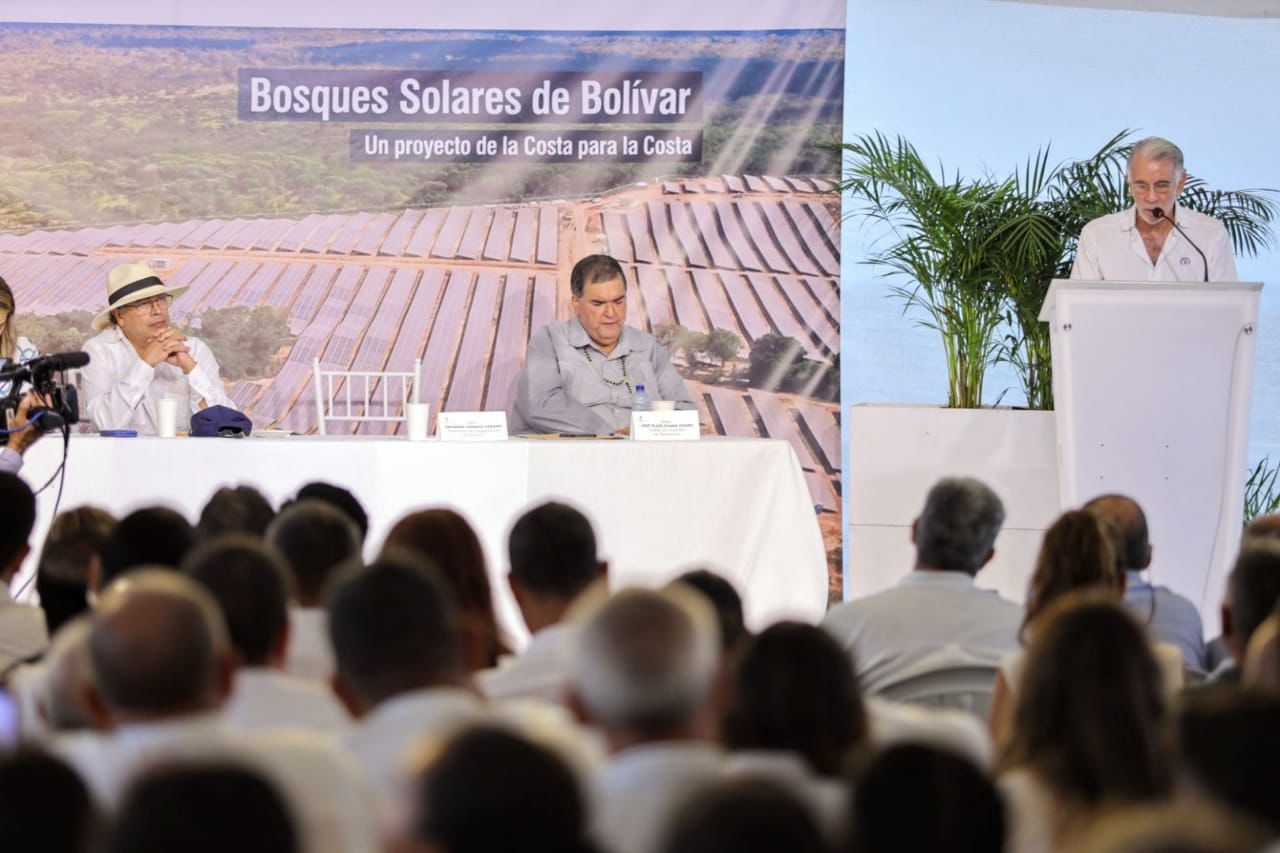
[1152,207,1209,282]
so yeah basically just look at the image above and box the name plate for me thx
[631,410,700,441]
[436,411,509,441]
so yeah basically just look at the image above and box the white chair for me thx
[877,665,999,720]
[311,358,421,436]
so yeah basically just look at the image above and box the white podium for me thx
[1039,279,1262,629]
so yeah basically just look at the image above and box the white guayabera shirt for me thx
[1070,204,1238,283]
[80,325,233,434]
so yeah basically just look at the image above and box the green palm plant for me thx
[837,132,1014,408]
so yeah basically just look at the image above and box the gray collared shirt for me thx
[510,318,695,435]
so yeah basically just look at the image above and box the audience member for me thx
[34,506,115,637]
[1243,606,1280,691]
[0,749,97,853]
[196,485,275,540]
[822,477,1020,694]
[479,501,606,704]
[109,763,298,853]
[55,570,378,853]
[291,482,368,543]
[405,725,594,853]
[96,506,195,591]
[1067,802,1268,853]
[571,586,722,853]
[1176,689,1280,835]
[661,778,827,853]
[848,743,1005,853]
[329,554,483,809]
[0,471,48,672]
[1216,539,1280,684]
[1085,494,1208,672]
[998,593,1170,853]
[36,617,97,735]
[1244,511,1280,541]
[674,568,749,653]
[265,500,362,680]
[181,536,348,734]
[382,508,510,670]
[719,622,862,836]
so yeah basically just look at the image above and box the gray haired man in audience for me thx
[54,571,378,853]
[1085,493,1207,672]
[571,586,723,853]
[822,477,1021,695]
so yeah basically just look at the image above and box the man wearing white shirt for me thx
[331,556,485,812]
[478,501,606,705]
[0,472,48,673]
[80,261,233,434]
[1071,137,1237,283]
[55,571,378,853]
[574,587,724,853]
[822,477,1022,695]
[182,536,349,736]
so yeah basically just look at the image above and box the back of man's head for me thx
[1245,512,1280,541]
[1084,493,1152,571]
[674,568,748,653]
[182,536,291,668]
[292,482,368,543]
[36,506,116,636]
[40,616,96,733]
[662,778,826,853]
[327,555,463,710]
[0,749,96,853]
[89,570,230,720]
[1227,540,1280,652]
[508,502,600,601]
[110,763,298,853]
[572,587,718,738]
[265,500,361,606]
[914,478,1005,575]
[1178,689,1280,835]
[98,507,195,590]
[0,472,36,578]
[196,486,275,540]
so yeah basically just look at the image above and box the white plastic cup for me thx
[157,397,179,438]
[651,400,677,412]
[405,403,430,441]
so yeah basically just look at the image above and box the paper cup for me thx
[651,400,677,412]
[405,403,430,441]
[157,397,179,438]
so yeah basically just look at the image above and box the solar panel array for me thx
[1,176,841,511]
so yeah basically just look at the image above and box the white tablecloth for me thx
[16,435,826,642]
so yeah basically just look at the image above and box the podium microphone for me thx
[1152,207,1209,282]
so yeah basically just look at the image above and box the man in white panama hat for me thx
[80,261,232,434]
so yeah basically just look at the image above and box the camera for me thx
[0,351,86,434]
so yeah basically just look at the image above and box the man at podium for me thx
[1071,137,1237,283]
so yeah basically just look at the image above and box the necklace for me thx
[581,346,631,392]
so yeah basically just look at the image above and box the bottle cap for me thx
[635,384,646,391]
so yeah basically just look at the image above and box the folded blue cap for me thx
[190,405,252,438]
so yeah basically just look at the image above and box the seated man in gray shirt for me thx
[510,254,695,436]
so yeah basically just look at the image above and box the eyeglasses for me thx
[123,294,173,313]
[1128,181,1174,196]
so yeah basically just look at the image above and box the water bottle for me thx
[631,383,651,412]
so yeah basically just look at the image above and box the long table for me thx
[15,435,827,643]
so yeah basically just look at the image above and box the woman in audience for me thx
[382,508,510,670]
[989,511,1182,741]
[848,743,1004,853]
[998,593,1171,853]
[719,622,867,837]
[403,725,596,853]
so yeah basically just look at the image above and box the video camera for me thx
[0,351,88,433]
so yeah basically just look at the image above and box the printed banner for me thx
[0,12,845,595]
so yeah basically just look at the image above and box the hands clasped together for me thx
[141,327,196,373]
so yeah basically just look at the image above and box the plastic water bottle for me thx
[631,383,651,412]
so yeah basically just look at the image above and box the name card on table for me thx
[436,411,509,441]
[631,410,700,441]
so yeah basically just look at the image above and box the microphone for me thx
[0,351,90,381]
[1152,207,1209,282]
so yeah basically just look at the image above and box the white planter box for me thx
[846,403,1060,603]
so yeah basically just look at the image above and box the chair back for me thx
[311,358,421,435]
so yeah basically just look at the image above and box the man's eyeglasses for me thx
[123,294,173,313]
[1129,181,1174,196]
